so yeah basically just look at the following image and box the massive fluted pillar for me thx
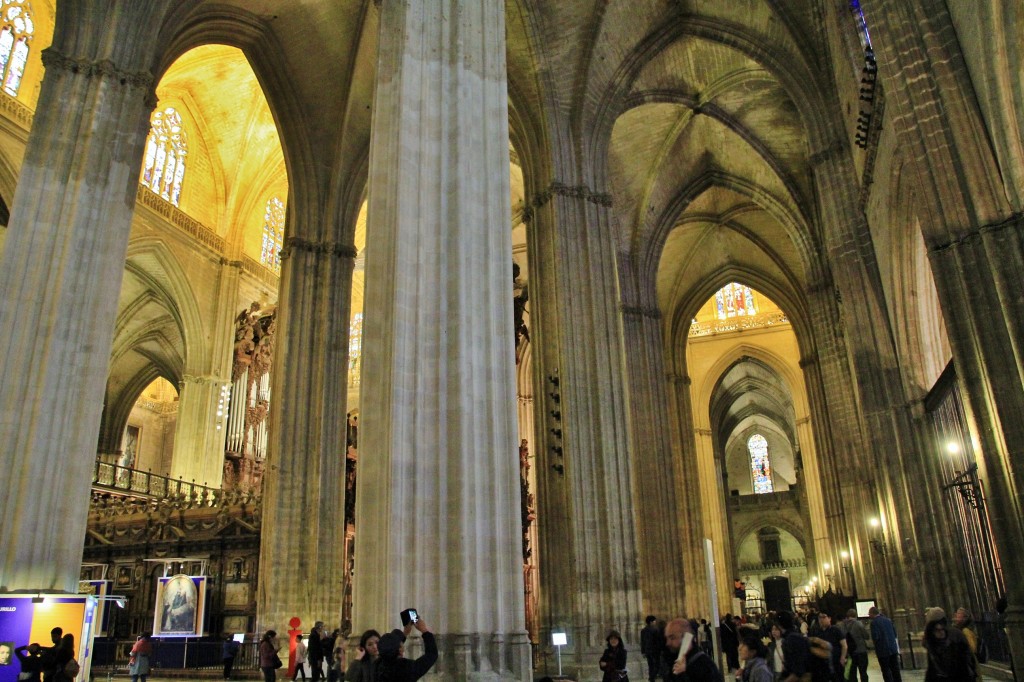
[664,374,712,618]
[524,180,644,679]
[618,291,686,618]
[257,239,353,631]
[169,258,243,488]
[352,2,530,679]
[0,3,168,593]
[171,374,230,487]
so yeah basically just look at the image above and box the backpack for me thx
[64,659,80,679]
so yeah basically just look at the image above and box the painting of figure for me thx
[157,575,198,635]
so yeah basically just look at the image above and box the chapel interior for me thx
[1,1,1023,680]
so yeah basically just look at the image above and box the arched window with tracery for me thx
[348,313,363,387]
[748,434,774,494]
[141,107,188,206]
[260,197,285,270]
[0,0,33,97]
[715,282,757,320]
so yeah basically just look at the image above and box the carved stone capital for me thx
[41,47,154,89]
[929,212,1024,255]
[524,180,614,219]
[620,303,661,319]
[180,373,222,387]
[281,237,358,260]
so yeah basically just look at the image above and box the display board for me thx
[78,580,111,636]
[153,575,207,637]
[0,596,97,682]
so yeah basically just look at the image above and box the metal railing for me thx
[93,461,219,502]
[91,639,261,672]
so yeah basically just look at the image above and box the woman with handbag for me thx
[259,630,282,682]
[128,634,153,682]
[599,630,628,682]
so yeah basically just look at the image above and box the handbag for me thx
[272,654,283,669]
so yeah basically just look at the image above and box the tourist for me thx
[345,629,380,682]
[259,630,282,682]
[599,630,628,682]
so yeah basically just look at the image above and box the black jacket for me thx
[377,632,438,682]
[663,647,720,682]
[600,644,627,682]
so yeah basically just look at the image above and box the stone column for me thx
[619,297,686,619]
[257,238,354,631]
[0,4,165,592]
[793,416,828,570]
[692,426,732,613]
[168,258,241,488]
[664,374,712,618]
[520,180,643,680]
[868,0,1024,662]
[809,145,929,628]
[352,2,530,679]
[927,217,1024,665]
[170,374,230,487]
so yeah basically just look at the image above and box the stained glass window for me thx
[260,197,285,270]
[348,313,363,387]
[748,434,774,494]
[141,107,188,206]
[0,1,33,97]
[715,283,757,320]
[849,0,873,54]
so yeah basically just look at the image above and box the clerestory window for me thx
[748,433,774,494]
[141,107,188,206]
[260,197,285,271]
[0,0,33,97]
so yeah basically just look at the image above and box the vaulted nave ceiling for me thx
[600,8,820,323]
[504,1,825,326]
[136,0,830,326]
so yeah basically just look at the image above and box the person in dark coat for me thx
[40,628,62,682]
[258,631,281,682]
[375,618,437,682]
[223,634,241,681]
[600,630,628,682]
[721,614,740,673]
[923,609,975,682]
[640,616,662,682]
[868,607,902,682]
[662,619,720,682]
[51,635,74,682]
[15,643,43,682]
[307,622,324,682]
[778,611,811,682]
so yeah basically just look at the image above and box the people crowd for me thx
[7,628,79,682]
[7,600,991,682]
[626,601,987,682]
[256,613,435,682]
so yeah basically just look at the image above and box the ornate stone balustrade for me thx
[241,254,280,287]
[133,397,178,414]
[91,460,259,512]
[727,488,797,509]
[689,310,790,337]
[738,558,807,572]
[0,92,33,129]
